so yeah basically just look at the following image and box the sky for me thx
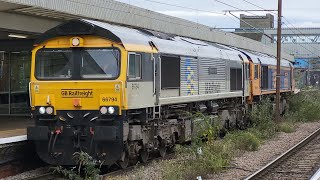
[115,0,320,29]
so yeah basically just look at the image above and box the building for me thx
[235,14,274,42]
[240,13,274,29]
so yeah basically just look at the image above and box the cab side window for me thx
[128,53,142,79]
[254,64,259,79]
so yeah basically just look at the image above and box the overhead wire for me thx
[138,0,224,15]
[138,0,223,28]
[228,12,273,39]
[65,0,273,45]
[281,15,320,55]
[239,0,320,58]
[210,0,260,16]
[65,0,297,57]
[282,22,320,58]
[219,3,294,55]
[282,16,319,45]
[65,0,209,30]
[208,0,295,55]
[241,0,277,15]
[240,0,318,48]
[138,0,293,55]
[226,14,294,54]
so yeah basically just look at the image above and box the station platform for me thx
[0,117,36,165]
[0,116,33,145]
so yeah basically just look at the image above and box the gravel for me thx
[2,167,50,180]
[108,121,320,180]
[208,121,320,180]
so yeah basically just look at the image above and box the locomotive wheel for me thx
[118,151,129,169]
[139,149,149,163]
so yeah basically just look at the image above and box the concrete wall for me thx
[0,0,293,61]
[0,12,61,33]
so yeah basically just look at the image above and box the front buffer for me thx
[28,110,124,166]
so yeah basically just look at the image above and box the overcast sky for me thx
[116,0,320,29]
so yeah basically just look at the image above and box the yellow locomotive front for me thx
[28,34,128,165]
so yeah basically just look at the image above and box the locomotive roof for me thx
[35,19,292,67]
[281,59,292,67]
[238,51,261,64]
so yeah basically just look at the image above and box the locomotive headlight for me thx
[71,38,80,46]
[108,107,115,114]
[46,107,53,114]
[39,107,46,114]
[100,106,108,115]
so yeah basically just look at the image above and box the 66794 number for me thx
[102,97,118,102]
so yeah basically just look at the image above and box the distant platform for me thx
[0,117,33,145]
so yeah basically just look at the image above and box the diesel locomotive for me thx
[27,19,294,168]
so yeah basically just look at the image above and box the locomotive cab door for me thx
[153,53,161,106]
[126,52,156,109]
[252,63,261,94]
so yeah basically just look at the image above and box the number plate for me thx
[101,97,118,102]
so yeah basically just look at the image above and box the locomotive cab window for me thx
[230,68,242,91]
[81,48,120,79]
[35,49,73,79]
[254,64,259,79]
[161,56,180,89]
[35,48,120,80]
[246,64,250,80]
[128,53,142,79]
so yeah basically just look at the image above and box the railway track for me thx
[246,127,320,180]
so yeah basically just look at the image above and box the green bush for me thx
[225,132,260,151]
[192,113,222,144]
[162,141,233,180]
[52,151,101,180]
[250,99,273,125]
[249,99,277,139]
[277,121,295,133]
[153,112,233,179]
[287,91,320,122]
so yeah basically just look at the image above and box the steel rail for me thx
[310,167,320,180]
[245,127,320,180]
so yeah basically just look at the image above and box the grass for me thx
[286,90,320,123]
[152,114,234,180]
[277,121,295,133]
[160,142,234,180]
[249,98,277,139]
[225,131,260,151]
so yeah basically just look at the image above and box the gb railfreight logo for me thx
[61,89,93,98]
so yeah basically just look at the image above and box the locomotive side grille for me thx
[199,58,227,94]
